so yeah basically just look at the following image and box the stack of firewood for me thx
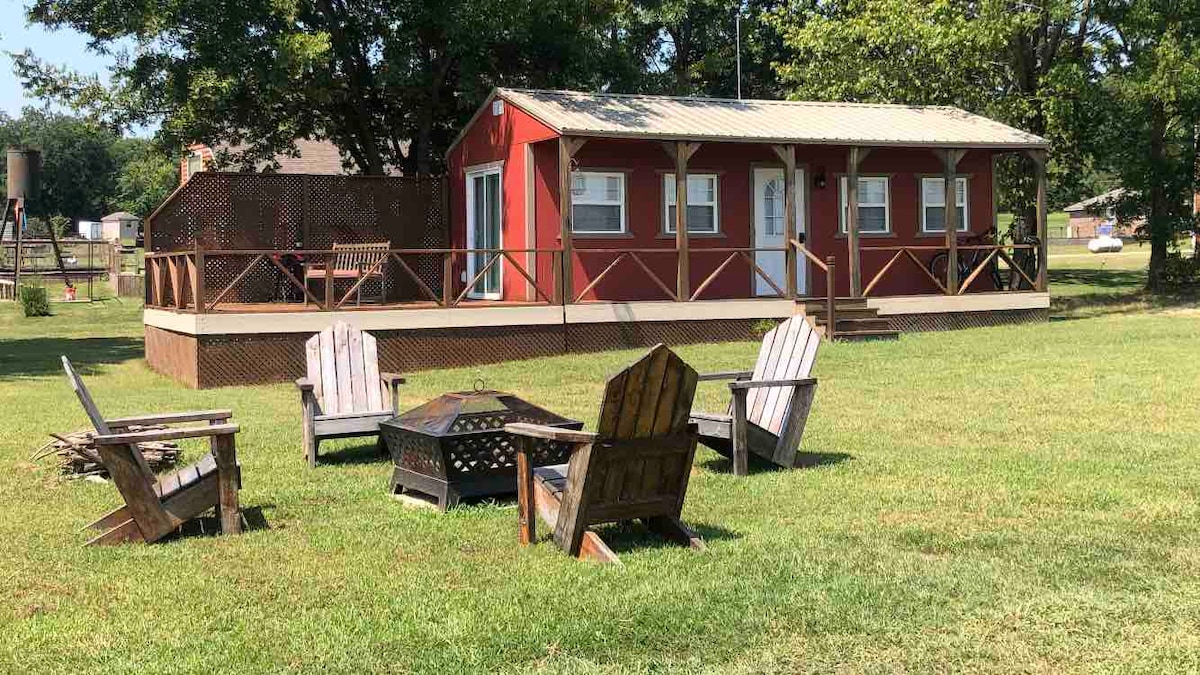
[31,427,181,480]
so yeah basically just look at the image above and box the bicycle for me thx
[927,228,1040,291]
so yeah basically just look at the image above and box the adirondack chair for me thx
[505,344,704,565]
[689,316,820,476]
[61,356,243,546]
[304,241,390,306]
[295,321,406,467]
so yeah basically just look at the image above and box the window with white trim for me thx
[921,177,968,233]
[571,171,626,234]
[839,176,890,234]
[186,153,205,181]
[664,173,719,234]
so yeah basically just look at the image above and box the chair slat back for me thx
[61,356,157,484]
[305,321,387,415]
[743,317,820,436]
[554,344,699,554]
[332,242,389,273]
[61,356,111,435]
[594,343,699,441]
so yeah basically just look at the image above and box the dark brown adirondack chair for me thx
[295,321,405,467]
[61,356,243,546]
[689,316,820,476]
[505,344,704,565]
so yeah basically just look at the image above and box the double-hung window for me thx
[839,176,890,234]
[664,173,719,234]
[920,177,968,233]
[571,171,626,234]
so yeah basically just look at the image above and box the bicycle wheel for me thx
[928,252,949,287]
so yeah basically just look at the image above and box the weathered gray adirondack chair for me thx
[506,344,705,565]
[295,321,405,466]
[62,356,242,546]
[689,316,820,476]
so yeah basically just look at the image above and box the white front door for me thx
[466,166,503,299]
[754,168,806,296]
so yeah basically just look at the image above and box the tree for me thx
[16,0,639,176]
[112,139,179,218]
[622,0,787,98]
[0,109,122,224]
[1090,0,1200,290]
[769,0,1100,230]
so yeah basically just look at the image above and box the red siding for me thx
[450,96,999,301]
[449,95,558,301]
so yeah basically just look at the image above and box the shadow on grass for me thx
[318,441,389,466]
[1049,266,1199,321]
[169,505,272,541]
[591,520,741,555]
[1050,267,1145,292]
[0,337,142,380]
[701,451,852,474]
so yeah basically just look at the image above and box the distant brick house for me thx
[180,138,348,185]
[1063,188,1129,238]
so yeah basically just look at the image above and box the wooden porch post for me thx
[940,149,966,295]
[1027,149,1049,291]
[772,144,798,298]
[845,147,870,297]
[558,137,573,305]
[558,136,588,304]
[662,141,700,301]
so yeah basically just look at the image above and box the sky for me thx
[0,0,115,117]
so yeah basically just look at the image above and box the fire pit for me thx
[382,390,582,510]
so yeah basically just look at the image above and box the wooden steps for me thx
[800,298,900,341]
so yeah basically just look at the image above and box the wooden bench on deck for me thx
[304,241,390,306]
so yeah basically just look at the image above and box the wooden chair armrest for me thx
[380,373,406,386]
[729,377,817,391]
[95,423,240,445]
[505,423,596,444]
[295,377,315,392]
[106,409,233,428]
[697,370,753,382]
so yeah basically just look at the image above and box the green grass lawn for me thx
[3,261,1200,673]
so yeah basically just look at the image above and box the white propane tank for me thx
[1087,236,1124,253]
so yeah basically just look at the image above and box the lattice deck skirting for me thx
[146,319,767,388]
[145,306,1047,389]
[882,308,1048,333]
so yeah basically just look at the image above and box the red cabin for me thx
[448,88,1049,305]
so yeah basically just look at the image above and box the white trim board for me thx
[865,292,1050,315]
[565,299,796,324]
[143,299,799,336]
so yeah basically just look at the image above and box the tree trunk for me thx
[1147,101,1170,292]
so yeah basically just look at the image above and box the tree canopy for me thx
[0,110,176,228]
[14,0,1200,288]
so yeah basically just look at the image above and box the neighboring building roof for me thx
[208,138,349,174]
[473,88,1049,150]
[1064,188,1126,214]
[101,211,139,221]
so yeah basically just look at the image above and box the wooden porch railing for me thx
[570,247,789,303]
[146,247,558,313]
[859,243,1040,298]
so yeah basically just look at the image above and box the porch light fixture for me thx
[813,170,827,190]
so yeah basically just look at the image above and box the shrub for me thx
[1161,250,1200,288]
[19,283,51,317]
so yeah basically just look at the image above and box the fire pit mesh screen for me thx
[381,391,583,481]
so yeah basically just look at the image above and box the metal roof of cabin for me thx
[491,88,1049,150]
